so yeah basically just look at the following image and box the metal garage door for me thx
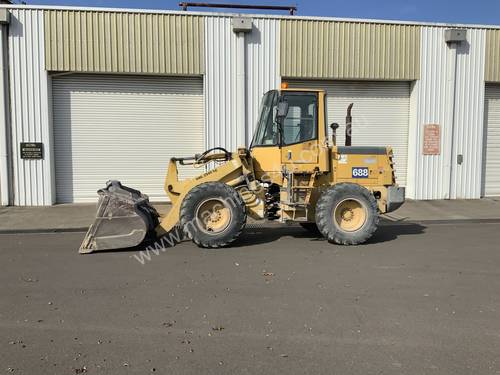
[53,74,204,203]
[483,84,500,196]
[288,80,410,186]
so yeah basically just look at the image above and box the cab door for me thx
[250,90,282,184]
[280,92,320,172]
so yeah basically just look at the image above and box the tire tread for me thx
[315,183,379,245]
[180,182,247,248]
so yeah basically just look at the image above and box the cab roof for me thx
[281,88,324,92]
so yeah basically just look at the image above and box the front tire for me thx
[180,182,246,248]
[315,183,379,245]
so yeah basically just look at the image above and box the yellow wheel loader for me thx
[79,87,405,253]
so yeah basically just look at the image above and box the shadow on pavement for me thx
[87,222,427,253]
[367,223,427,244]
[232,223,427,248]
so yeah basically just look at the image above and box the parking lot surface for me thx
[1,222,500,374]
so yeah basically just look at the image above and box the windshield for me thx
[251,90,279,147]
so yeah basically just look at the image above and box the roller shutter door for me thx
[53,74,204,203]
[483,84,500,196]
[288,80,410,186]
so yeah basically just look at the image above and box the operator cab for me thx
[250,87,328,180]
[251,89,320,147]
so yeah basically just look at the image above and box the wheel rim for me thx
[195,198,232,235]
[333,198,367,232]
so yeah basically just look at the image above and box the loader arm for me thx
[80,150,253,254]
[156,151,252,237]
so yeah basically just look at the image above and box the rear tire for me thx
[315,183,379,245]
[180,182,246,248]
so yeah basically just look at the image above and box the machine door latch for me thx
[457,154,463,165]
[287,150,292,160]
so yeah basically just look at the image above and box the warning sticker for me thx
[338,154,348,164]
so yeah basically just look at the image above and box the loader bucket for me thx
[79,180,160,254]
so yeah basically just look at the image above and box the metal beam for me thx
[179,2,297,15]
[0,22,11,205]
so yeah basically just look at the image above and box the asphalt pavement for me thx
[1,222,500,374]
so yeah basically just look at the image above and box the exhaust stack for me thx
[345,103,353,146]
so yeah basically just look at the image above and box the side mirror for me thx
[276,101,289,123]
[330,123,340,146]
[330,122,339,131]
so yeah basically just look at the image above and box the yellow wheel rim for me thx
[333,198,367,232]
[195,198,232,235]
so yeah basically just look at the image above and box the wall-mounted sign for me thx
[423,124,440,155]
[20,142,44,160]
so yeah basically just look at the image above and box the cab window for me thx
[252,90,279,146]
[282,93,318,145]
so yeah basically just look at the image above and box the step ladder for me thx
[280,170,317,222]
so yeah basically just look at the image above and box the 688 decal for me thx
[352,167,369,178]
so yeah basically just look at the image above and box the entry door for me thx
[280,91,319,169]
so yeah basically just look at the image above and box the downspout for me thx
[0,10,10,206]
[235,32,246,147]
[443,43,458,199]
[231,17,252,148]
[443,29,466,199]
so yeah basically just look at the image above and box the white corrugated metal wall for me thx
[451,29,486,199]
[8,8,54,205]
[407,27,452,200]
[407,27,486,200]
[204,16,238,151]
[245,18,281,143]
[204,16,280,151]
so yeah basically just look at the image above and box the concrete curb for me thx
[385,218,500,225]
[0,227,90,234]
